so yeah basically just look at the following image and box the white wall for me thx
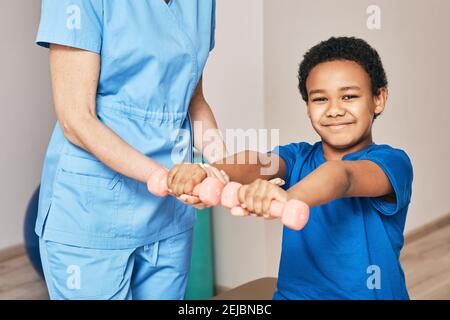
[204,0,280,289]
[0,0,55,249]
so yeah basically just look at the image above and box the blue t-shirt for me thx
[272,141,413,300]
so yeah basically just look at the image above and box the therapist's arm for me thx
[49,44,162,183]
[189,75,227,163]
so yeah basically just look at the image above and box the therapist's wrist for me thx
[143,161,167,184]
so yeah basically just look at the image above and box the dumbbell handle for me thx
[147,168,170,196]
[270,199,309,231]
[221,181,309,231]
[148,170,309,230]
[147,168,225,206]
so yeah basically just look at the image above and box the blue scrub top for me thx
[272,142,413,299]
[35,0,216,249]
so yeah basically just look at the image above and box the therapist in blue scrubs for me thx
[35,0,225,300]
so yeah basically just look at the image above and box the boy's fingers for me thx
[249,183,259,214]
[238,184,247,207]
[244,185,255,212]
[262,197,272,216]
[273,188,288,203]
[256,182,271,214]
[253,195,263,214]
[248,212,273,219]
[248,181,264,213]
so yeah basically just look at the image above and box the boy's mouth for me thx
[323,121,355,130]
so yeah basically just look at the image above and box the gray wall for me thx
[0,0,55,249]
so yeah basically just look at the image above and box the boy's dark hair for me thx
[298,37,388,118]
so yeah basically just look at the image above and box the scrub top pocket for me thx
[49,154,123,238]
[58,154,121,190]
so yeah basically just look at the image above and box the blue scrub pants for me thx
[38,229,193,300]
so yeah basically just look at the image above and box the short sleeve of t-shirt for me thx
[361,145,413,216]
[36,0,103,53]
[271,142,311,189]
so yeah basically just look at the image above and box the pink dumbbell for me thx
[221,181,310,231]
[147,168,170,196]
[192,177,225,206]
[147,168,225,206]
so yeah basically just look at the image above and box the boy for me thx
[167,37,413,299]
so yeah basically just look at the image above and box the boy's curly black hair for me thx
[298,37,388,108]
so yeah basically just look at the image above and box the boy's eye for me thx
[343,95,358,100]
[312,97,327,102]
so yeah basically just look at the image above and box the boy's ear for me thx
[373,87,388,116]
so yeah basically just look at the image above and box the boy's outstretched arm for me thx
[287,160,394,207]
[213,151,286,184]
[238,159,395,217]
[167,151,286,197]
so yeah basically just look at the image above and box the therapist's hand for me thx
[167,163,207,197]
[167,163,209,209]
[176,194,207,210]
[168,163,230,209]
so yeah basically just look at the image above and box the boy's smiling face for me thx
[306,60,387,152]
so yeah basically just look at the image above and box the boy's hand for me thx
[238,179,288,219]
[167,163,207,197]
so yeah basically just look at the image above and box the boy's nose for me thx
[325,101,346,117]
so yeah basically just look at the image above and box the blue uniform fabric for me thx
[39,228,193,300]
[35,0,216,250]
[272,142,413,300]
